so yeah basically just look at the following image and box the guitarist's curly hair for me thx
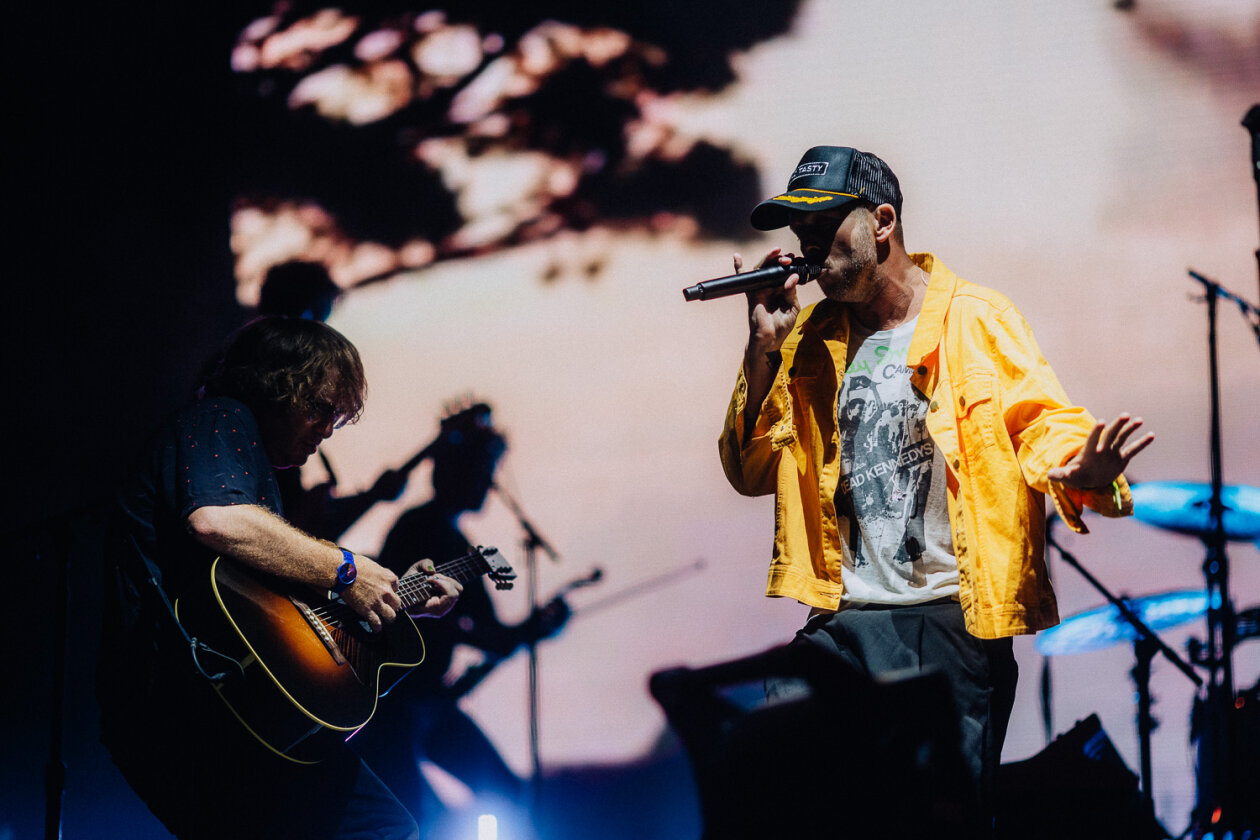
[199,316,366,426]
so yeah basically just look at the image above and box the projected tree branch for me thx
[225,1,804,303]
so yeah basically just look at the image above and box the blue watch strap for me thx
[331,547,357,594]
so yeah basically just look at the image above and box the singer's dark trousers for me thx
[765,598,1017,836]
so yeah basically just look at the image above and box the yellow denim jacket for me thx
[719,253,1132,639]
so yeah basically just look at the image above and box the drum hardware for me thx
[1129,482,1260,543]
[1037,590,1209,658]
[1186,606,1260,666]
[1128,474,1260,834]
[1131,209,1259,833]
[1040,531,1202,815]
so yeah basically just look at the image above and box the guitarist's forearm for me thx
[187,503,412,633]
[188,504,342,589]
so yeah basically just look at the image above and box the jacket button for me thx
[929,400,939,412]
[917,365,927,376]
[959,395,966,407]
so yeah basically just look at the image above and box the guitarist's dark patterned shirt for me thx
[101,397,281,702]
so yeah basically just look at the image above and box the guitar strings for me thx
[307,551,500,626]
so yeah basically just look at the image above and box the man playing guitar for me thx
[97,316,461,840]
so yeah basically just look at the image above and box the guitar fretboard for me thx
[397,552,494,610]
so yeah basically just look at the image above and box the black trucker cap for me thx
[750,146,902,231]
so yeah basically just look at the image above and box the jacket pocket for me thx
[955,373,1000,452]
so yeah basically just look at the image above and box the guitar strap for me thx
[123,531,240,683]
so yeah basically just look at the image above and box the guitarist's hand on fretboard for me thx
[340,554,407,632]
[402,558,463,620]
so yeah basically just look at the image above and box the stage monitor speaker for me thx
[994,714,1168,839]
[650,643,975,839]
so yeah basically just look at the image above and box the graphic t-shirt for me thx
[835,317,958,604]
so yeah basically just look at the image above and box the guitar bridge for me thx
[290,595,349,666]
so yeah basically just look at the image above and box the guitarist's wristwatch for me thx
[331,548,357,595]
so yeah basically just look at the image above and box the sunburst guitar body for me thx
[173,546,515,763]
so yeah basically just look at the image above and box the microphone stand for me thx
[9,501,107,840]
[1175,109,1260,835]
[491,483,559,816]
[44,527,70,840]
[1040,514,1057,746]
[1045,531,1201,812]
[1184,266,1260,835]
[1242,104,1260,302]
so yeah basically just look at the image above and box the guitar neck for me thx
[396,550,492,611]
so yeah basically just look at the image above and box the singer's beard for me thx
[816,222,880,303]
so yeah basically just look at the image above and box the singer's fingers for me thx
[733,253,743,273]
[755,248,784,270]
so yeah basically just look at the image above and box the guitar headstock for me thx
[473,545,516,591]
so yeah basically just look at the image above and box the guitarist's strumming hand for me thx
[404,559,462,620]
[340,554,406,633]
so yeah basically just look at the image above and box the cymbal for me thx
[1129,482,1260,541]
[1036,590,1208,656]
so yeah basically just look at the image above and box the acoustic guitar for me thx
[173,546,515,764]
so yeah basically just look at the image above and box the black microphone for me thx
[682,259,821,302]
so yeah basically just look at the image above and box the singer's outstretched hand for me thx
[1047,414,1154,490]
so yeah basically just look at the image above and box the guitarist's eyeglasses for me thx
[306,399,349,430]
